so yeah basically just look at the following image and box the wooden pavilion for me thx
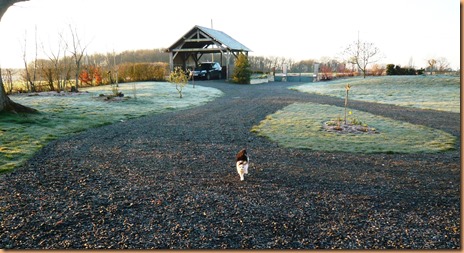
[166,25,251,79]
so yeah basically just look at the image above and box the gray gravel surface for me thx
[0,81,460,249]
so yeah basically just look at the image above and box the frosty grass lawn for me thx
[251,102,456,154]
[0,82,223,173]
[252,75,458,153]
[291,75,460,113]
[1,76,459,172]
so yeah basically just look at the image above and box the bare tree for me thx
[105,49,118,85]
[21,27,38,92]
[38,59,54,91]
[4,68,14,94]
[343,38,381,78]
[370,63,385,76]
[436,57,450,73]
[0,0,24,18]
[427,58,436,75]
[43,31,65,91]
[0,0,37,113]
[59,33,73,90]
[65,24,90,92]
[407,57,415,68]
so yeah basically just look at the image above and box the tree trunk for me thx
[0,69,37,113]
[0,0,37,113]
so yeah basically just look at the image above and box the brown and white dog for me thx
[236,148,249,181]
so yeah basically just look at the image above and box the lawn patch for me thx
[0,82,223,173]
[251,102,455,153]
[291,75,460,113]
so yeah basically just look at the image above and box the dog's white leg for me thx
[237,162,245,181]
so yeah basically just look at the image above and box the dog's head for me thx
[237,160,248,169]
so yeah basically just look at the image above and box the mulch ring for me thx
[323,120,379,134]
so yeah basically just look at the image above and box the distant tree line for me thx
[3,48,170,93]
[248,56,371,80]
[424,57,454,75]
[248,56,351,74]
[3,37,457,94]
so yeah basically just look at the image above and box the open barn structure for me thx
[166,25,251,80]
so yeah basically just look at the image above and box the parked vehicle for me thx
[193,62,222,80]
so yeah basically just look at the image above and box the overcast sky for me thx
[0,0,459,69]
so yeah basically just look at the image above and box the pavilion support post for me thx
[169,53,174,71]
[220,53,223,77]
[225,52,231,80]
[192,53,199,67]
[183,53,191,70]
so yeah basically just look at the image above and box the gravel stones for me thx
[0,81,460,249]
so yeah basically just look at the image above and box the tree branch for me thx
[0,0,28,21]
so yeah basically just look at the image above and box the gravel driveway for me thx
[0,80,460,249]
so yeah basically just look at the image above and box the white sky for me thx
[0,0,460,69]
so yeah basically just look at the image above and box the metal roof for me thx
[167,25,251,52]
[195,26,252,52]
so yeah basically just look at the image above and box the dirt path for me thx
[0,81,460,249]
